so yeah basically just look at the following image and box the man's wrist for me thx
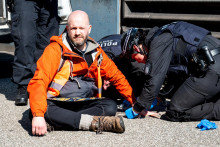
[32,112,44,117]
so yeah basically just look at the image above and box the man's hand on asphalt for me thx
[139,109,162,119]
[32,117,47,136]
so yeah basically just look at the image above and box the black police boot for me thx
[164,110,191,122]
[15,85,29,106]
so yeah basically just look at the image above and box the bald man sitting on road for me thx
[28,10,135,136]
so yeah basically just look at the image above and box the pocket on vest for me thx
[59,77,98,98]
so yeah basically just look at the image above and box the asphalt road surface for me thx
[0,43,220,147]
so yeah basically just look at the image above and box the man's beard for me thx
[72,36,88,48]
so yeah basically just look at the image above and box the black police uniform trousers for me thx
[11,0,59,86]
[44,98,117,129]
[168,35,220,121]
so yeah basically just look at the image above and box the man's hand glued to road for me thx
[32,117,47,136]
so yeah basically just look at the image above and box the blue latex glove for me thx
[125,107,138,119]
[197,119,218,131]
[123,97,158,109]
[150,98,158,110]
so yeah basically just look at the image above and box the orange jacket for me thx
[28,33,135,117]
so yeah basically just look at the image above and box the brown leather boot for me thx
[90,116,125,134]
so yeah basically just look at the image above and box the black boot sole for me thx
[118,116,125,133]
[15,98,28,106]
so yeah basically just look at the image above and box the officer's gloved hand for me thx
[197,119,218,131]
[150,98,158,110]
[138,98,161,118]
[125,107,138,119]
[125,97,159,119]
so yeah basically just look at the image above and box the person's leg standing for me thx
[11,0,38,106]
[33,0,59,70]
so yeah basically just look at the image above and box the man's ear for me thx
[66,25,69,31]
[88,25,92,34]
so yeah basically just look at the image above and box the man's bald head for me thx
[67,10,92,51]
[67,10,90,26]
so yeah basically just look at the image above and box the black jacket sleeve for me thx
[134,31,174,112]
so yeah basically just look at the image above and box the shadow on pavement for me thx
[0,43,14,78]
[18,109,33,136]
[0,53,13,78]
[0,78,17,101]
[0,46,17,102]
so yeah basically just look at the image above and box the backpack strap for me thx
[57,44,65,72]
[57,44,74,77]
[97,53,103,98]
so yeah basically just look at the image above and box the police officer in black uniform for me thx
[122,21,220,121]
[10,0,59,106]
[98,34,146,105]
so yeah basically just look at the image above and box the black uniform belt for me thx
[190,46,220,76]
[211,47,220,57]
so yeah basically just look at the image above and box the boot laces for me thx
[96,117,113,134]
